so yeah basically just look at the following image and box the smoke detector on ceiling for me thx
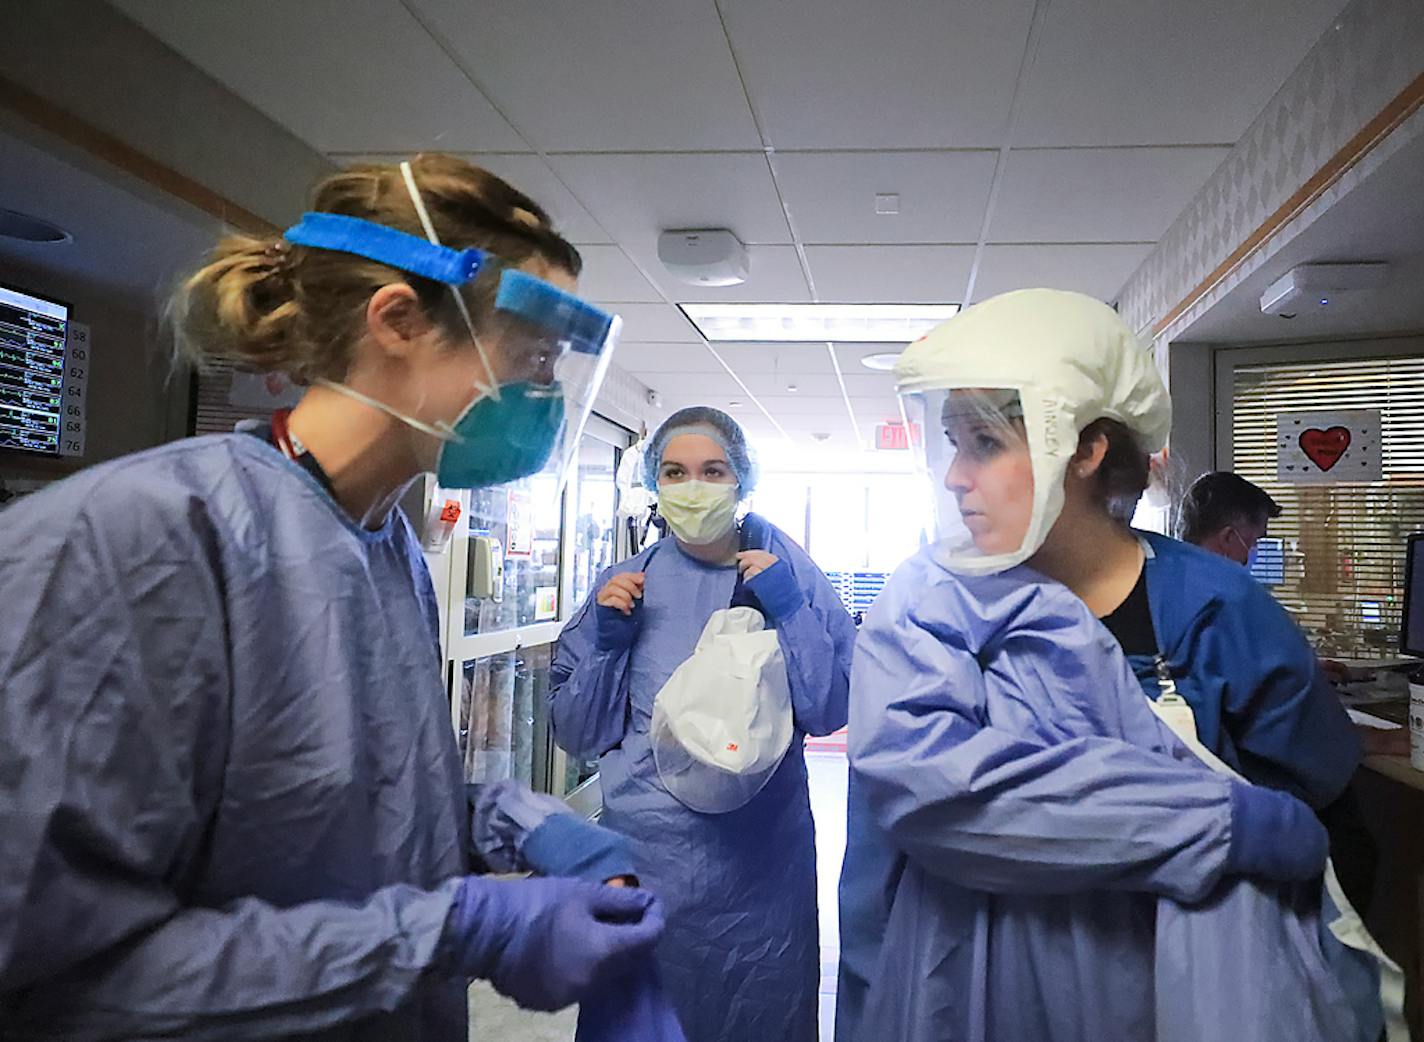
[658,229,749,287]
[1259,262,1390,318]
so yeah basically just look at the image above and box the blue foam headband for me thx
[283,212,485,285]
[284,211,616,354]
[495,270,614,355]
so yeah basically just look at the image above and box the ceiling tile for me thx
[656,394,767,416]
[720,0,1037,148]
[805,246,976,303]
[706,343,836,376]
[113,0,526,152]
[835,343,910,375]
[839,373,901,398]
[549,153,792,251]
[972,243,1154,302]
[639,371,749,398]
[737,373,848,397]
[659,394,847,420]
[990,147,1229,243]
[575,245,662,303]
[848,393,908,421]
[774,151,997,244]
[612,303,703,343]
[329,153,612,244]
[612,342,723,375]
[654,246,810,304]
[1014,0,1350,147]
[409,0,762,151]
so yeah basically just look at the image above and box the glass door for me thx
[548,418,627,803]
[422,413,634,800]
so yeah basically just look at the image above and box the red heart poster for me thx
[1277,410,1380,485]
[1298,426,1351,472]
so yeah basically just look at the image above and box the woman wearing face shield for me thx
[836,290,1392,1042]
[0,155,665,1041]
[549,406,856,1042]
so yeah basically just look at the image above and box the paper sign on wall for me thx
[534,586,559,621]
[505,488,534,558]
[1276,410,1381,484]
[228,370,303,411]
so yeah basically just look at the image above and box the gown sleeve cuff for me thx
[595,604,642,651]
[521,812,638,882]
[745,560,806,623]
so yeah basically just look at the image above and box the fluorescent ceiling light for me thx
[681,303,959,343]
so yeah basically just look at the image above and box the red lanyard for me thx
[270,408,300,461]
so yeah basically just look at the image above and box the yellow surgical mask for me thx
[658,480,739,545]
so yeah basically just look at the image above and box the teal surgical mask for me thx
[435,381,564,488]
[316,375,564,490]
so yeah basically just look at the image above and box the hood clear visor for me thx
[901,386,1047,573]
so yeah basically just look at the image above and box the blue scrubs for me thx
[550,523,854,1042]
[1132,532,1360,807]
[0,434,561,1040]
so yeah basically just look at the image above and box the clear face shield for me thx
[282,161,620,491]
[900,386,1047,574]
[458,264,623,491]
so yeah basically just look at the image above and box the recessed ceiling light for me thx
[680,303,958,343]
[0,207,72,244]
[860,352,902,371]
[786,383,798,392]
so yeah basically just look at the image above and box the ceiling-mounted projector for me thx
[1259,262,1390,317]
[658,228,749,287]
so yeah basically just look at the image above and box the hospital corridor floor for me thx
[466,749,850,1042]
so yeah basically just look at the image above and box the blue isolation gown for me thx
[0,433,568,1041]
[835,547,1385,1042]
[549,522,855,1042]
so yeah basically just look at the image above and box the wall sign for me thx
[1276,410,1381,484]
[59,321,90,458]
[228,370,302,411]
[505,488,534,558]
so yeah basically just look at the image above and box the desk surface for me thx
[1363,754,1424,792]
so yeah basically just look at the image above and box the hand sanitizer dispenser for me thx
[469,535,504,602]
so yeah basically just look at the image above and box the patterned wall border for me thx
[1121,0,1424,344]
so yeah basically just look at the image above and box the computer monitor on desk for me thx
[1401,534,1424,659]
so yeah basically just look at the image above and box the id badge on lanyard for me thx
[1136,535,1202,748]
[1149,654,1200,747]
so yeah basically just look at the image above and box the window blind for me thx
[1230,354,1424,657]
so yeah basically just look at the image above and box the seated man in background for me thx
[1176,471,1281,564]
[1179,471,1411,753]
[1179,471,1391,914]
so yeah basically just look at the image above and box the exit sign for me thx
[875,422,920,451]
